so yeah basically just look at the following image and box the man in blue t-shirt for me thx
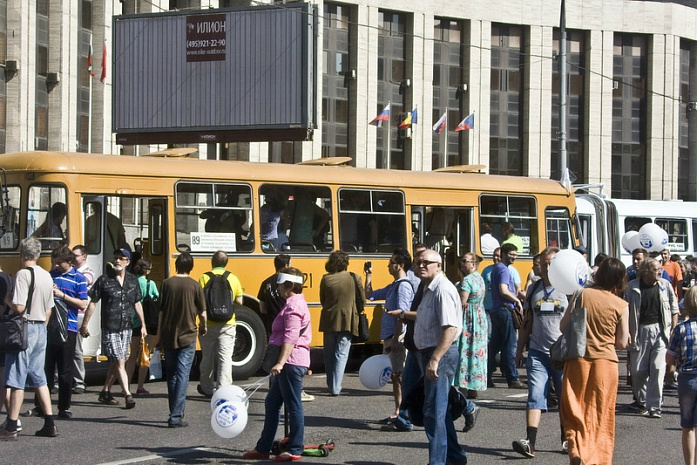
[488,243,525,389]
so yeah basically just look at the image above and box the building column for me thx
[357,5,377,169]
[525,25,553,179]
[688,42,697,201]
[5,0,34,152]
[467,20,490,171]
[411,12,431,171]
[585,29,613,191]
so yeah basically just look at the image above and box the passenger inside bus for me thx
[287,189,331,251]
[32,201,67,249]
[260,190,290,251]
[85,210,128,260]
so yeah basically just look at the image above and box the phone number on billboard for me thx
[187,39,226,48]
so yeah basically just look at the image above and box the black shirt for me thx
[89,272,143,332]
[639,281,661,326]
[257,273,286,335]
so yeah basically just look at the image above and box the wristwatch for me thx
[399,310,405,320]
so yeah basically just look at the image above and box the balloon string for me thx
[243,375,271,401]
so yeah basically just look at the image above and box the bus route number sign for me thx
[190,232,236,252]
[186,14,227,62]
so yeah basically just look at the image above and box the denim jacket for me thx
[624,277,678,352]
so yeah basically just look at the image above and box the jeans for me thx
[488,306,519,383]
[256,364,307,456]
[395,349,422,429]
[323,331,352,395]
[199,323,236,394]
[629,323,666,411]
[42,331,77,411]
[164,343,196,424]
[526,348,562,411]
[418,344,468,465]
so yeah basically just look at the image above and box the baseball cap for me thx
[113,248,132,261]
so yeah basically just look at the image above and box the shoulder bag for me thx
[48,298,69,344]
[350,272,369,343]
[549,289,587,370]
[0,267,34,352]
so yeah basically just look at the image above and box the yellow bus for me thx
[0,151,577,379]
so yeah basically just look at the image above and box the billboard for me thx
[112,3,316,144]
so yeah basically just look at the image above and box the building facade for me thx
[1,0,696,200]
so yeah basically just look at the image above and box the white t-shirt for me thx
[12,265,54,322]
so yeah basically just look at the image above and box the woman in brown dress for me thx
[559,257,629,465]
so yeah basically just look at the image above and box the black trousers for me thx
[38,331,77,412]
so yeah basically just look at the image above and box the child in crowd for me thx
[667,286,697,465]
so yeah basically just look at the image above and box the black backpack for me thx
[142,280,160,335]
[204,271,234,323]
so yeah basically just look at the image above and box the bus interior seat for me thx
[341,242,358,252]
[286,242,317,252]
[261,240,276,252]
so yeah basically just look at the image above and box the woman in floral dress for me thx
[455,252,488,397]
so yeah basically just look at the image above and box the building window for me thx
[35,2,48,151]
[0,0,7,153]
[432,18,466,169]
[376,10,408,170]
[552,29,586,184]
[490,24,525,176]
[322,3,352,160]
[611,33,648,199]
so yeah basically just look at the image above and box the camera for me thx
[364,261,372,272]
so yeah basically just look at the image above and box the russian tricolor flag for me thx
[432,111,447,134]
[455,113,475,132]
[369,104,391,127]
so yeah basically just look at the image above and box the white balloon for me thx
[548,249,589,295]
[638,223,669,253]
[211,384,248,412]
[621,231,639,254]
[211,401,248,439]
[359,354,392,390]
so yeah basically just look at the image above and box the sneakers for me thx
[463,405,480,433]
[125,395,136,409]
[58,410,73,419]
[72,387,85,394]
[645,408,662,419]
[98,391,119,405]
[0,428,17,441]
[197,384,213,399]
[167,420,189,428]
[628,400,647,415]
[380,417,414,432]
[508,379,527,389]
[21,407,44,417]
[301,390,315,402]
[0,418,21,432]
[512,438,535,458]
[273,453,302,462]
[35,425,58,437]
[136,388,150,395]
[242,450,271,460]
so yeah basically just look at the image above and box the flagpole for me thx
[443,107,447,167]
[386,101,391,169]
[88,34,93,154]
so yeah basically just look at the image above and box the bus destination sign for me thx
[186,14,226,62]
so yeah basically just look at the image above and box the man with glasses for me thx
[488,243,526,389]
[413,249,468,465]
[364,248,415,429]
[80,248,147,410]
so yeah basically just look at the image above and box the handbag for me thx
[550,290,587,370]
[139,338,150,368]
[262,324,309,373]
[48,298,69,344]
[142,280,160,335]
[0,267,34,353]
[350,272,369,343]
[149,347,163,380]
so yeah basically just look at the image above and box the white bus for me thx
[575,192,697,266]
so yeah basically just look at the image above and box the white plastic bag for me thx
[149,347,163,380]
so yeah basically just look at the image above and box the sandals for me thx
[125,395,136,409]
[98,391,119,405]
[242,450,271,460]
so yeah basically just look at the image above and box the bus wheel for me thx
[231,306,267,380]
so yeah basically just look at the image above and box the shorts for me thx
[102,329,132,362]
[3,322,48,390]
[383,333,407,374]
[525,348,562,411]
[678,371,697,428]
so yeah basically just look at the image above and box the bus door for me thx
[80,196,107,359]
[412,206,474,281]
[143,198,168,283]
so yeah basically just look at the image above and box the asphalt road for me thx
[0,352,684,465]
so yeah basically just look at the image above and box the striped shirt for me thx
[51,266,88,333]
[668,317,697,372]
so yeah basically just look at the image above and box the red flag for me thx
[100,42,107,83]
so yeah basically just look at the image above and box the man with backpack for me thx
[197,250,243,398]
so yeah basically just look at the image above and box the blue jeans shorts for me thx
[525,348,562,411]
[3,322,48,390]
[678,371,697,428]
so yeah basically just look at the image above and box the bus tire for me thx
[231,305,267,380]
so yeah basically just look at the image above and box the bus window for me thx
[624,216,650,233]
[339,188,405,253]
[693,219,697,254]
[545,207,572,250]
[281,186,332,253]
[480,194,538,255]
[150,203,164,256]
[175,182,253,253]
[83,201,102,254]
[655,218,687,253]
[28,185,67,250]
[0,185,20,250]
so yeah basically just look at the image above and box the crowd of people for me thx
[3,235,697,465]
